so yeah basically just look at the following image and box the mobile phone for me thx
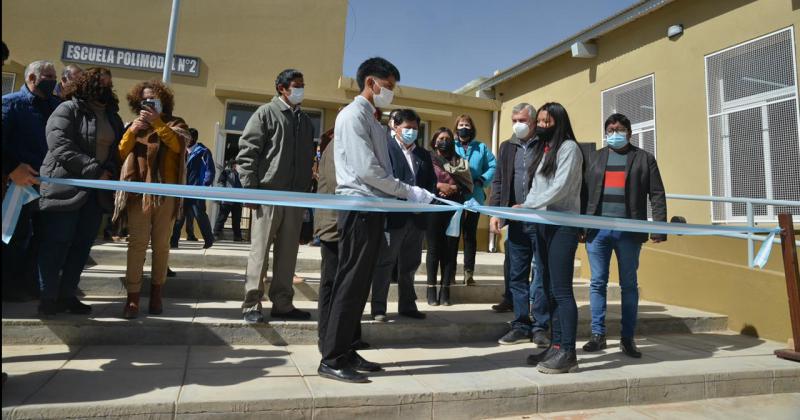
[141,98,163,114]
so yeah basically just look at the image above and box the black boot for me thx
[438,286,451,306]
[526,345,557,366]
[427,286,439,306]
[582,334,607,352]
[620,337,642,358]
[537,347,578,374]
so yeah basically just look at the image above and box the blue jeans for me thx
[37,194,103,300]
[586,229,642,338]
[535,224,579,351]
[507,222,549,333]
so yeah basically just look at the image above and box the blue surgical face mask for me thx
[606,132,629,149]
[400,128,418,145]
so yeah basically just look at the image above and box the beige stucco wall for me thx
[3,0,349,148]
[494,0,799,342]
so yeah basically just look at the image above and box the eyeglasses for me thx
[606,128,629,135]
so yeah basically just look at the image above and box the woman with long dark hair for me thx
[37,67,124,316]
[427,127,473,305]
[518,102,583,374]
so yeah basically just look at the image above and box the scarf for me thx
[433,153,474,194]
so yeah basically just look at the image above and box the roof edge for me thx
[477,0,675,91]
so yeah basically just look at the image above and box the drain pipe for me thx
[488,107,500,253]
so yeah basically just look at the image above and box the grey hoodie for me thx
[523,140,583,213]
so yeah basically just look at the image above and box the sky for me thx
[342,0,640,92]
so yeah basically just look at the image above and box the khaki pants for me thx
[125,197,176,293]
[242,205,303,313]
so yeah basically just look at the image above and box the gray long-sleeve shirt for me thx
[523,140,583,213]
[334,95,410,199]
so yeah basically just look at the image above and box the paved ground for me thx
[493,393,800,419]
[2,333,798,419]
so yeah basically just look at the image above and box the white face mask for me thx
[287,87,304,105]
[512,122,530,139]
[372,80,394,108]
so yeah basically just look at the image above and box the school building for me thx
[2,0,799,343]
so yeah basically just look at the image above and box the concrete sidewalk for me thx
[3,333,798,419]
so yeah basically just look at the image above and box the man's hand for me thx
[651,238,664,244]
[99,170,113,181]
[9,163,39,186]
[139,106,159,124]
[489,217,502,234]
[408,186,435,204]
[511,204,523,209]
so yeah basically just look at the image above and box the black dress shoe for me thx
[350,352,382,372]
[399,310,426,319]
[582,334,607,352]
[620,337,642,358]
[491,300,513,313]
[271,308,311,320]
[318,363,369,383]
[203,240,214,249]
[166,267,177,278]
[243,309,265,324]
[38,299,61,318]
[59,296,92,315]
[526,345,557,366]
[351,340,371,350]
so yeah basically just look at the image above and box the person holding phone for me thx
[115,79,191,319]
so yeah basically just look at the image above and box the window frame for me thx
[600,74,658,157]
[703,26,800,223]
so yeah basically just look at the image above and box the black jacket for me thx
[39,98,124,212]
[488,138,521,209]
[386,136,436,230]
[584,145,667,243]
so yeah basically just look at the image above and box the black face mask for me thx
[35,79,57,96]
[535,125,556,142]
[457,127,474,140]
[435,139,452,151]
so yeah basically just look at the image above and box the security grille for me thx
[2,72,15,95]
[601,74,657,156]
[601,75,657,219]
[705,27,800,222]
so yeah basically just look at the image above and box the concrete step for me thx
[2,334,797,419]
[88,240,582,279]
[1,298,727,346]
[78,265,622,303]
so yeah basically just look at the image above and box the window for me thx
[2,72,16,95]
[705,27,800,222]
[222,101,324,162]
[601,74,657,156]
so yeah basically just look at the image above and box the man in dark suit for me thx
[582,113,667,359]
[370,109,436,321]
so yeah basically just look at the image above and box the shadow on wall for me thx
[497,0,759,97]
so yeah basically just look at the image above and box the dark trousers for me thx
[320,211,384,368]
[2,202,40,297]
[171,199,214,245]
[426,212,459,287]
[214,203,243,239]
[371,219,422,315]
[37,195,103,301]
[317,239,362,351]
[460,210,480,271]
[535,224,579,351]
[507,221,550,333]
[501,241,511,303]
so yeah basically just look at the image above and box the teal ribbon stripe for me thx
[1,178,781,268]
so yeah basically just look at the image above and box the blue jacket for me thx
[2,85,62,175]
[186,142,215,186]
[454,139,496,204]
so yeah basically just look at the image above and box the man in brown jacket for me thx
[236,69,315,323]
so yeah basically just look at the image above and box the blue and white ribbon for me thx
[2,183,40,244]
[2,177,783,268]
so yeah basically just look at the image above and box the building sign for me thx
[61,41,200,77]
